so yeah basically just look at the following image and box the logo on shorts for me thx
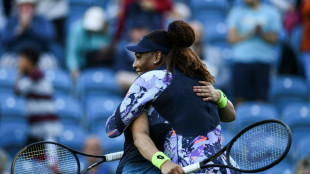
[157,155,164,159]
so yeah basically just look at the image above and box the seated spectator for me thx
[190,21,230,92]
[83,136,110,174]
[269,0,302,34]
[36,0,68,46]
[0,0,58,69]
[15,47,62,145]
[0,149,9,174]
[296,157,310,174]
[115,24,149,93]
[114,0,172,42]
[66,6,113,80]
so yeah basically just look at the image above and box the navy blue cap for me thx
[126,36,171,54]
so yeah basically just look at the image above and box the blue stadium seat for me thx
[204,20,227,44]
[69,0,96,5]
[282,103,310,149]
[0,95,27,157]
[193,13,227,44]
[54,95,82,126]
[221,129,234,146]
[59,125,88,151]
[77,68,122,102]
[0,68,17,95]
[96,129,125,154]
[269,75,309,110]
[86,95,122,132]
[190,0,229,14]
[0,121,28,158]
[292,136,310,162]
[233,0,271,6]
[45,69,71,96]
[210,42,233,65]
[0,95,26,122]
[235,102,278,132]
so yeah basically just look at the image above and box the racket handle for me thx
[105,151,124,161]
[182,163,201,174]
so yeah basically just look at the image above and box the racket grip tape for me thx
[182,163,201,173]
[105,151,124,161]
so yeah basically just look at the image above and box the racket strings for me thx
[13,143,78,174]
[229,122,289,171]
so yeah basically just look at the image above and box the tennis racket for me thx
[182,119,292,173]
[11,141,123,174]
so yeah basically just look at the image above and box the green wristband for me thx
[216,90,228,109]
[152,151,171,169]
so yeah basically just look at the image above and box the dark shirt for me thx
[1,15,55,52]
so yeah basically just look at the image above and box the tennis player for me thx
[107,42,212,173]
[106,20,239,174]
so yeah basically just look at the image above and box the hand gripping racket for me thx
[182,119,292,173]
[11,141,123,174]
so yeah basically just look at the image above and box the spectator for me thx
[115,24,149,93]
[0,149,8,174]
[83,136,110,174]
[0,0,58,69]
[278,0,302,35]
[66,6,113,80]
[114,0,172,42]
[190,21,230,93]
[300,0,310,88]
[296,157,310,174]
[227,0,281,105]
[15,47,62,145]
[36,0,68,45]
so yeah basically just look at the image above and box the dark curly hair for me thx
[166,20,214,83]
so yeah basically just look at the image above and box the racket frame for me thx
[11,141,123,174]
[184,119,292,173]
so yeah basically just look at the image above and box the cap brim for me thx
[126,45,152,53]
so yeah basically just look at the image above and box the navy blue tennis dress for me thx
[106,67,240,174]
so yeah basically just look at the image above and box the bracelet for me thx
[216,90,228,109]
[152,151,171,169]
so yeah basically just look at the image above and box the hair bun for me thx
[167,20,195,48]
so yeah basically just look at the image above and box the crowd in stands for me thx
[0,0,310,173]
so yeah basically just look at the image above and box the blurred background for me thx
[0,0,309,173]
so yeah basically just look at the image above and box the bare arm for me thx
[228,26,277,45]
[131,111,184,174]
[255,25,278,45]
[227,28,254,44]
[193,81,236,122]
[131,111,158,160]
[218,100,236,122]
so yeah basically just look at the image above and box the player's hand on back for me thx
[193,81,220,102]
[161,161,185,174]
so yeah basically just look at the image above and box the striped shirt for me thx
[15,69,62,139]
